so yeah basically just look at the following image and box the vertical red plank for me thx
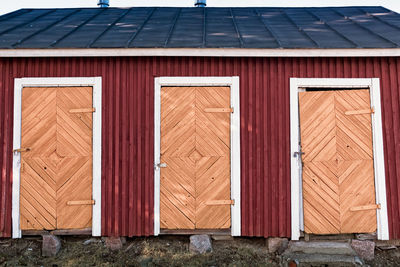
[254,57,262,236]
[0,59,10,235]
[145,57,152,235]
[385,58,400,239]
[277,58,285,236]
[263,58,271,236]
[136,57,143,235]
[121,58,128,236]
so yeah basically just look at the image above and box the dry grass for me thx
[0,236,279,267]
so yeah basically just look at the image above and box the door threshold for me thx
[22,228,92,236]
[160,229,231,235]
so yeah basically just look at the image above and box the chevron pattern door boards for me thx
[20,87,93,230]
[299,89,377,234]
[160,87,231,230]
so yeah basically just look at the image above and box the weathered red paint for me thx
[0,57,399,238]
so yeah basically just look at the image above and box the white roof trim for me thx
[0,48,400,57]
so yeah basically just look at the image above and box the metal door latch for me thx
[154,163,167,170]
[293,151,305,158]
[13,148,31,154]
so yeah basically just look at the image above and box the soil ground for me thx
[0,236,398,266]
[0,236,278,266]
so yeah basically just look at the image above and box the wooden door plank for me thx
[160,87,196,229]
[57,157,92,229]
[302,161,340,234]
[20,88,57,230]
[335,90,376,233]
[299,91,337,162]
[195,87,231,229]
[299,91,340,234]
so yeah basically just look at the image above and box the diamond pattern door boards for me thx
[299,89,377,234]
[160,87,231,230]
[20,87,93,230]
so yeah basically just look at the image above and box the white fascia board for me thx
[1,48,400,58]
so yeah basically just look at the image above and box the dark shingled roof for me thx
[0,6,400,49]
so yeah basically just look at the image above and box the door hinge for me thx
[204,107,234,113]
[344,108,374,115]
[69,108,96,113]
[350,204,381,212]
[205,200,235,205]
[67,200,95,206]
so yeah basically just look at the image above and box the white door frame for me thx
[154,76,241,236]
[12,77,102,238]
[290,78,389,240]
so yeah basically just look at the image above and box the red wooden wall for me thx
[0,57,399,239]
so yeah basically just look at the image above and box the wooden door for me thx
[160,86,231,230]
[20,87,93,230]
[299,89,377,234]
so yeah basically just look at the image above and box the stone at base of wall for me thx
[105,237,123,251]
[189,235,213,254]
[267,237,289,254]
[42,234,61,257]
[351,239,375,261]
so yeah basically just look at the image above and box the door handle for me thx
[154,163,167,170]
[293,151,305,158]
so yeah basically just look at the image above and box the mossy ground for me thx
[0,236,399,266]
[0,236,279,267]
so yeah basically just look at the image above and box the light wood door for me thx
[160,87,231,230]
[299,89,377,234]
[20,87,93,230]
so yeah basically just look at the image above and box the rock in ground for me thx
[351,239,375,261]
[267,237,289,254]
[189,235,213,254]
[105,237,123,251]
[83,238,100,246]
[42,234,61,257]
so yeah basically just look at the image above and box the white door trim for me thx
[12,77,102,238]
[290,78,389,240]
[154,76,241,236]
